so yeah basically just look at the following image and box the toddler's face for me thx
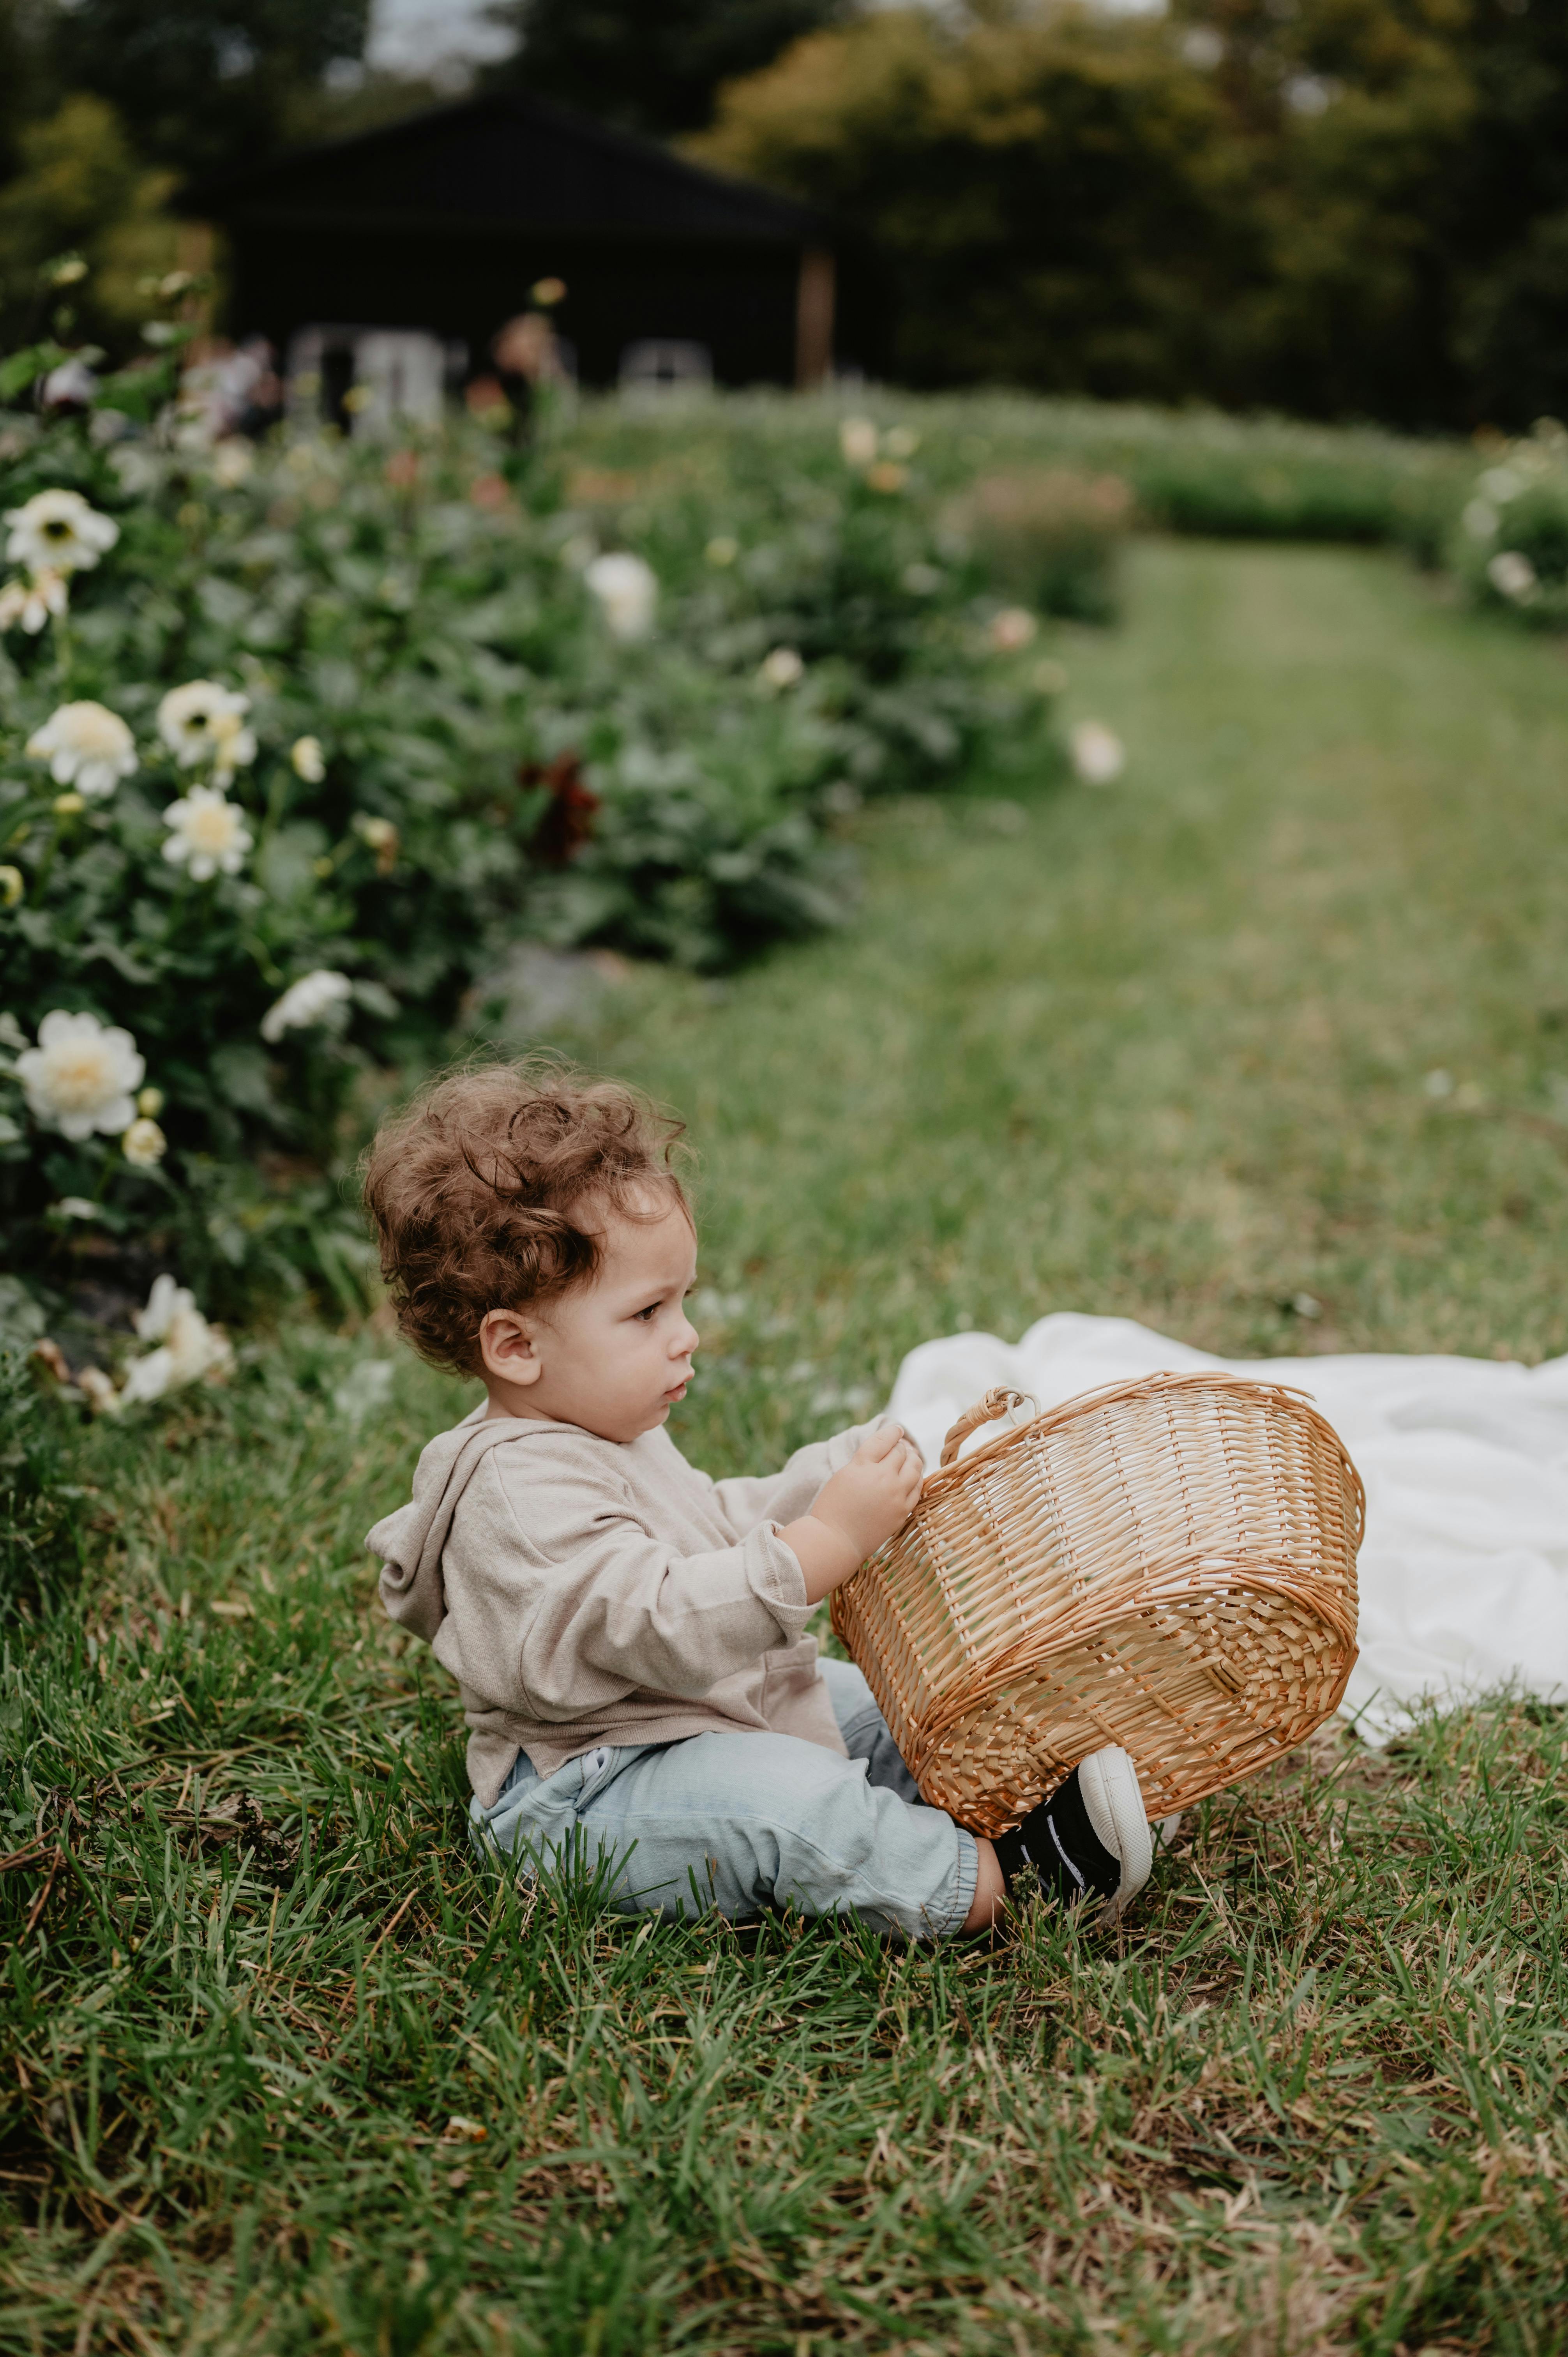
[479,1194,700,1442]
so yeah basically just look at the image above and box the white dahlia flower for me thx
[25,701,137,800]
[157,680,256,779]
[1487,550,1538,603]
[210,438,255,488]
[121,1116,167,1168]
[584,551,658,641]
[1070,719,1126,786]
[16,1009,145,1140]
[989,607,1038,653]
[123,1274,233,1402]
[0,569,68,634]
[260,968,353,1044]
[290,734,325,783]
[4,488,119,575]
[839,416,878,466]
[758,646,805,691]
[162,786,254,881]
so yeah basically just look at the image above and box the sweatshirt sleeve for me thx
[438,1443,812,1723]
[702,1416,900,1539]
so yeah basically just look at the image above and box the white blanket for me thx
[886,1313,1568,1744]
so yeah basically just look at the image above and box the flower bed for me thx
[1451,421,1568,627]
[0,365,1060,1348]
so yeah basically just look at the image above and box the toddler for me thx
[364,1063,1156,1938]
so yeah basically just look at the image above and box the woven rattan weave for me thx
[830,1373,1363,1837]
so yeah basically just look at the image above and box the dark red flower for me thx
[521,751,599,866]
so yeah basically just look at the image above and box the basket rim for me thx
[917,1367,1367,1543]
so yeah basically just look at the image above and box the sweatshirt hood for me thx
[367,1405,542,1639]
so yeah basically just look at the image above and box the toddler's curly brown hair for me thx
[361,1059,690,1374]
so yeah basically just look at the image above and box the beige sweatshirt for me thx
[366,1405,883,1805]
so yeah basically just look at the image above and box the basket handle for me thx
[938,1386,1037,1468]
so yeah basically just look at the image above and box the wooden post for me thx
[795,246,835,390]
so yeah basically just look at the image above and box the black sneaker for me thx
[996,1746,1153,1920]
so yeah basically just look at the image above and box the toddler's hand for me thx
[812,1423,924,1565]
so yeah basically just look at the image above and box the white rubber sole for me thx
[1077,1745,1153,1914]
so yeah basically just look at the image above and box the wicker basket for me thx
[830,1372,1363,1837]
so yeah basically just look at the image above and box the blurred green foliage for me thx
[481,0,853,138]
[697,0,1568,433]
[0,0,373,180]
[4,1,1567,431]
[0,95,180,345]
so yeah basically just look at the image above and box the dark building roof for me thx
[179,92,876,393]
[181,90,830,249]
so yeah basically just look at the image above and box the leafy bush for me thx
[948,469,1130,625]
[564,390,1473,565]
[0,360,1059,1330]
[1450,421,1568,628]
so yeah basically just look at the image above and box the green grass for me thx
[5,540,1568,2352]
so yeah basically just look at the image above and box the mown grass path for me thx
[3,543,1566,2353]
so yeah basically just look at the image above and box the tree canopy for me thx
[2,0,1566,428]
[696,0,1568,430]
[480,0,853,138]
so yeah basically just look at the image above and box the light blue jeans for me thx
[471,1657,980,1940]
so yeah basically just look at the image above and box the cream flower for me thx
[584,551,658,641]
[260,968,353,1043]
[989,607,1038,653]
[157,680,256,779]
[353,814,399,873]
[162,786,254,881]
[78,1365,124,1416]
[122,1117,167,1167]
[0,569,68,633]
[26,701,137,800]
[123,1274,233,1401]
[1487,550,1537,603]
[4,489,119,575]
[758,646,805,691]
[0,866,22,908]
[16,1009,145,1140]
[1070,720,1126,785]
[210,438,254,488]
[290,734,326,783]
[839,416,878,466]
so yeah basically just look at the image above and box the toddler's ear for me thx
[479,1306,543,1388]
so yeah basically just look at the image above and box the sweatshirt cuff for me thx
[745,1520,812,1641]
